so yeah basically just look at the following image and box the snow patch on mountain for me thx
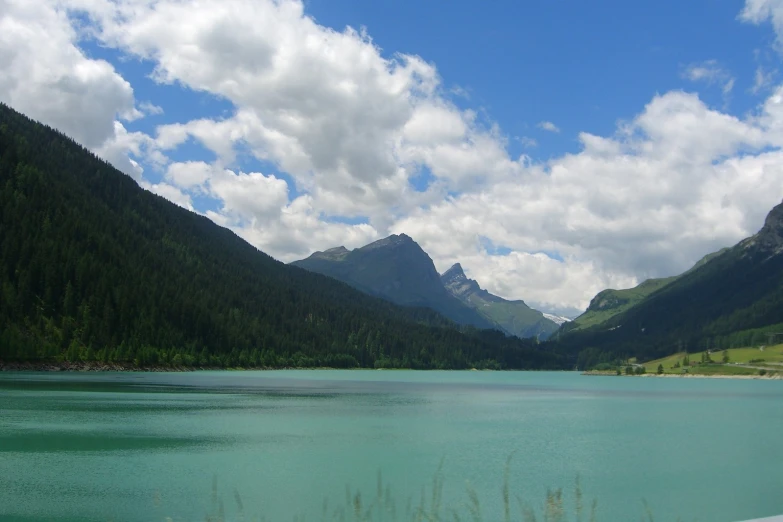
[542,313,571,326]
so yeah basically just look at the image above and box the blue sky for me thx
[3,0,783,315]
[304,0,776,156]
[90,0,779,174]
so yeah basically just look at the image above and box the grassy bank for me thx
[639,344,783,377]
[582,345,783,378]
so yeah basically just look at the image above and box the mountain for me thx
[563,248,730,333]
[292,237,497,330]
[557,206,783,367]
[0,102,565,370]
[565,277,677,332]
[440,263,561,339]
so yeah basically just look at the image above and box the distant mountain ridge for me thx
[292,235,497,330]
[293,238,561,339]
[440,263,562,339]
[564,248,730,333]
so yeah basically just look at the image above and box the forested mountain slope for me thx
[557,208,783,368]
[564,277,677,333]
[563,249,728,333]
[0,103,564,370]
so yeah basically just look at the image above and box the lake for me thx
[0,370,781,522]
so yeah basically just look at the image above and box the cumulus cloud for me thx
[741,0,783,47]
[0,0,136,149]
[143,181,194,210]
[209,169,290,224]
[165,161,213,190]
[77,0,447,218]
[538,121,560,133]
[94,121,155,180]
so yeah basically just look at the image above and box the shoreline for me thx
[4,361,778,378]
[582,370,782,380]
[0,361,567,373]
[0,360,203,372]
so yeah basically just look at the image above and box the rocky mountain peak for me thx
[309,245,350,261]
[440,263,482,300]
[363,233,417,251]
[441,263,467,283]
[757,200,783,252]
[741,199,783,255]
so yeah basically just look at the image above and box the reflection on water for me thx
[0,370,782,522]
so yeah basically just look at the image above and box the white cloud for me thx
[94,121,155,180]
[741,0,783,47]
[681,60,735,102]
[518,136,538,148]
[538,121,560,133]
[139,101,164,116]
[0,0,136,149]
[209,169,290,223]
[752,66,777,94]
[166,161,213,190]
[229,195,379,261]
[143,181,194,210]
[682,60,727,82]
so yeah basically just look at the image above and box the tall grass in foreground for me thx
[157,458,668,522]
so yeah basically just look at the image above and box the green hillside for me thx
[470,298,558,339]
[0,103,565,370]
[566,277,676,331]
[638,345,783,375]
[557,209,783,368]
[566,249,729,333]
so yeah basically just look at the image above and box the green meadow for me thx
[639,344,783,376]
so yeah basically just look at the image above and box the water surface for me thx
[1,371,781,521]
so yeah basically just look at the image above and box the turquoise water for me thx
[0,371,781,522]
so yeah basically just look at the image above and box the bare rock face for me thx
[757,200,783,254]
[740,200,783,256]
[440,263,481,300]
